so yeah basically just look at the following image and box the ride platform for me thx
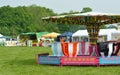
[36,53,120,66]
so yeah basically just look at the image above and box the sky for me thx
[0,0,120,14]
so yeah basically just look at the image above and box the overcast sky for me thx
[0,0,120,14]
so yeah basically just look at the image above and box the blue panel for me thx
[39,56,60,65]
[100,56,120,65]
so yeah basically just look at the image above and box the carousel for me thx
[36,12,120,66]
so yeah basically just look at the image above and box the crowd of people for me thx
[39,39,54,47]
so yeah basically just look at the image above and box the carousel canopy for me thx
[42,12,120,25]
[58,32,73,37]
[42,12,120,45]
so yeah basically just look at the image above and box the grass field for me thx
[0,46,120,75]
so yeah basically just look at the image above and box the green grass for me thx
[0,46,120,75]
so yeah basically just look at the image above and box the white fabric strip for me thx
[68,43,73,57]
[108,43,113,57]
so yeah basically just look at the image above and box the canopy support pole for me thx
[86,24,101,56]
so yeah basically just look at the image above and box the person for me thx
[97,42,109,57]
[60,37,64,42]
[112,39,120,56]
[39,39,43,46]
[97,38,120,57]
[65,36,70,42]
[115,39,120,44]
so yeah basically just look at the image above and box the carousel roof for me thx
[42,12,120,25]
[42,12,120,19]
[70,12,120,16]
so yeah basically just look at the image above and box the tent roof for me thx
[0,36,10,38]
[36,32,49,38]
[0,34,3,37]
[111,30,120,34]
[42,32,60,38]
[58,32,73,37]
[72,29,117,37]
[20,32,49,39]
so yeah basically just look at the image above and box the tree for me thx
[0,5,57,36]
[80,7,92,13]
[0,6,94,37]
[100,25,107,29]
[107,25,117,29]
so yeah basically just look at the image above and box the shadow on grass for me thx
[8,59,37,66]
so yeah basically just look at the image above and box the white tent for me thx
[0,34,3,37]
[72,29,120,42]
[111,30,120,40]
[0,34,4,44]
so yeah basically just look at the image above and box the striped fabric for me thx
[77,42,90,55]
[61,42,79,57]
[98,42,119,57]
[90,45,100,56]
[51,42,63,56]
[108,43,113,57]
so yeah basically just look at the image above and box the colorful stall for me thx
[18,32,48,46]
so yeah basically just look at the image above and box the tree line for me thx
[0,5,116,37]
